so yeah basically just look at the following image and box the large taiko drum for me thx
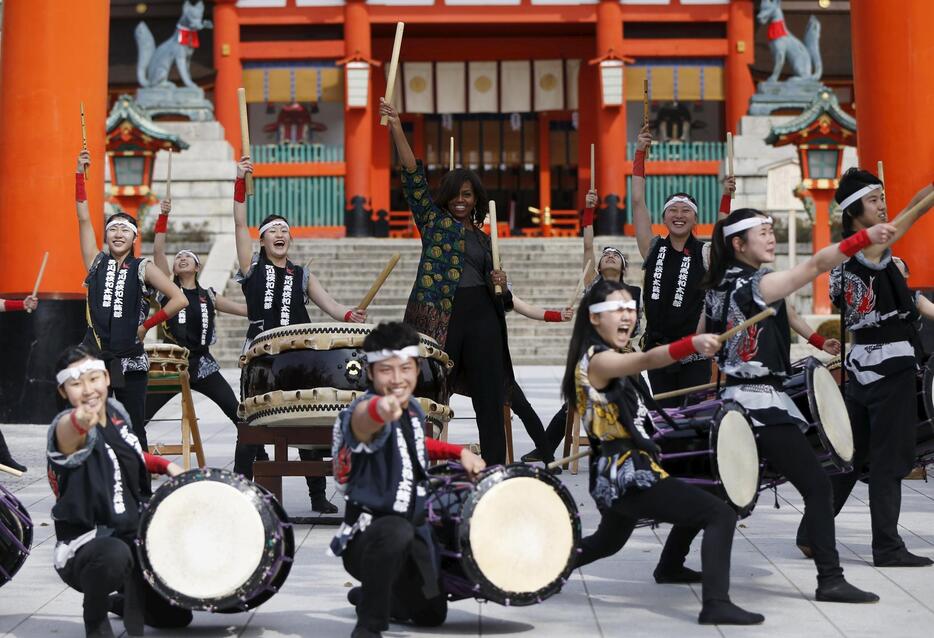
[136,468,294,612]
[649,400,760,517]
[145,343,190,375]
[0,483,32,587]
[427,463,580,606]
[238,323,453,436]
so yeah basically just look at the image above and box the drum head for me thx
[809,364,855,468]
[464,468,578,603]
[144,480,266,601]
[713,408,759,513]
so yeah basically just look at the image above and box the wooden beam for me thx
[622,39,729,58]
[371,36,593,60]
[252,162,346,178]
[626,160,722,176]
[240,40,345,61]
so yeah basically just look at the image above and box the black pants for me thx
[509,383,553,462]
[577,477,736,603]
[539,403,569,459]
[342,517,447,632]
[445,286,507,465]
[113,371,149,451]
[57,536,192,635]
[145,368,256,476]
[799,368,917,560]
[297,448,327,498]
[647,358,712,408]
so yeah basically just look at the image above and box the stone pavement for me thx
[1,367,933,638]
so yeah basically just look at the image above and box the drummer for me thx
[330,322,485,638]
[796,171,934,567]
[75,150,189,451]
[48,345,191,637]
[233,157,367,514]
[562,281,763,625]
[688,208,890,603]
[147,199,256,477]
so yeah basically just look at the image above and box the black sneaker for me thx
[311,494,338,514]
[520,450,543,463]
[698,600,764,625]
[654,565,703,584]
[815,578,879,603]
[351,623,381,638]
[874,549,933,567]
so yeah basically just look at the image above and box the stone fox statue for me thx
[757,0,822,83]
[135,0,213,89]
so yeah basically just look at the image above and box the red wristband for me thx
[719,193,731,215]
[426,437,464,461]
[582,207,595,228]
[807,333,827,349]
[344,310,353,322]
[839,228,871,257]
[154,213,168,234]
[144,453,172,475]
[544,310,562,322]
[633,149,646,178]
[234,177,246,203]
[69,410,89,436]
[668,335,697,360]
[4,299,24,312]
[367,396,384,424]
[143,308,169,331]
[75,172,87,202]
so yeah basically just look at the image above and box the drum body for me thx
[786,357,855,472]
[427,463,580,606]
[0,483,32,587]
[651,400,760,517]
[137,468,293,612]
[145,343,190,375]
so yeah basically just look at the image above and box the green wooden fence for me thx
[626,175,722,224]
[626,141,725,161]
[250,143,344,163]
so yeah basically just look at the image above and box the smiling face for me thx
[105,222,136,258]
[367,356,419,408]
[732,217,776,267]
[590,289,638,350]
[852,189,888,229]
[260,223,292,261]
[173,252,200,278]
[448,180,477,222]
[58,357,110,417]
[663,202,697,240]
[598,249,625,279]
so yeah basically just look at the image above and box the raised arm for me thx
[868,182,934,256]
[379,99,415,171]
[307,272,366,323]
[917,295,934,321]
[787,304,840,355]
[512,292,572,322]
[214,294,249,317]
[631,124,654,258]
[588,334,721,389]
[75,150,99,270]
[758,222,896,305]
[233,156,254,274]
[582,189,598,286]
[718,176,735,221]
[152,199,172,277]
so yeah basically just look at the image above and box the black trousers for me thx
[799,368,917,560]
[297,447,327,498]
[57,536,192,635]
[445,286,507,465]
[647,358,712,408]
[113,371,150,451]
[342,516,447,632]
[144,368,256,476]
[540,403,569,459]
[577,477,736,603]
[509,383,553,462]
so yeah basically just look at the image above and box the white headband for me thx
[723,216,773,238]
[663,196,698,215]
[175,250,201,266]
[259,219,290,236]
[589,299,638,314]
[838,184,882,212]
[105,219,138,236]
[365,345,421,364]
[56,359,107,386]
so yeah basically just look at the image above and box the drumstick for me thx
[0,462,24,477]
[877,160,884,185]
[717,307,776,344]
[642,79,649,126]
[28,251,49,311]
[358,253,401,310]
[380,22,405,126]
[237,87,254,196]
[589,143,595,191]
[489,200,502,295]
[892,190,934,233]
[548,449,590,470]
[166,149,173,200]
[726,132,735,200]
[567,259,592,308]
[450,136,455,171]
[80,101,89,180]
[653,381,717,401]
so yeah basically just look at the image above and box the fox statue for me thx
[135,0,213,89]
[757,0,822,83]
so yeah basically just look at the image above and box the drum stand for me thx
[146,369,206,471]
[562,409,588,475]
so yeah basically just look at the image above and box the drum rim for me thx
[239,389,453,426]
[136,468,293,612]
[451,463,581,606]
[709,401,760,518]
[804,359,854,473]
[0,494,32,587]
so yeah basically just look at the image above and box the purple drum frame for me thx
[0,482,32,587]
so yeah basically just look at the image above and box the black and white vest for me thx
[84,252,148,357]
[238,252,310,341]
[642,234,708,347]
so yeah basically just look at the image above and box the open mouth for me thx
[83,396,102,411]
[671,220,688,229]
[273,240,286,248]
[452,204,467,214]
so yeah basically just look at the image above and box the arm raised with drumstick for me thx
[631,124,654,259]
[307,274,367,323]
[75,149,99,269]
[233,156,255,275]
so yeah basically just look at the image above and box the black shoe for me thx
[351,623,381,638]
[311,494,338,514]
[255,445,270,461]
[521,450,543,463]
[815,578,879,603]
[874,549,933,567]
[85,618,116,638]
[698,600,764,625]
[347,586,362,607]
[0,443,26,473]
[654,565,702,584]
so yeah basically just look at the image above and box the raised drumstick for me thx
[718,307,776,344]
[726,132,735,200]
[380,22,405,126]
[166,149,173,200]
[567,259,592,309]
[237,88,254,196]
[80,101,89,180]
[877,160,885,185]
[28,251,49,312]
[450,136,455,171]
[358,253,401,310]
[642,79,649,127]
[489,201,502,295]
[590,144,595,191]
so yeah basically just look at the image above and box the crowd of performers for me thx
[0,97,930,638]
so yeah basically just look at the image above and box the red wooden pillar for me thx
[344,0,374,237]
[725,0,755,134]
[595,0,626,235]
[213,0,242,151]
[808,189,834,314]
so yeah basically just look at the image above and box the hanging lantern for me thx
[588,50,634,109]
[345,61,370,109]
